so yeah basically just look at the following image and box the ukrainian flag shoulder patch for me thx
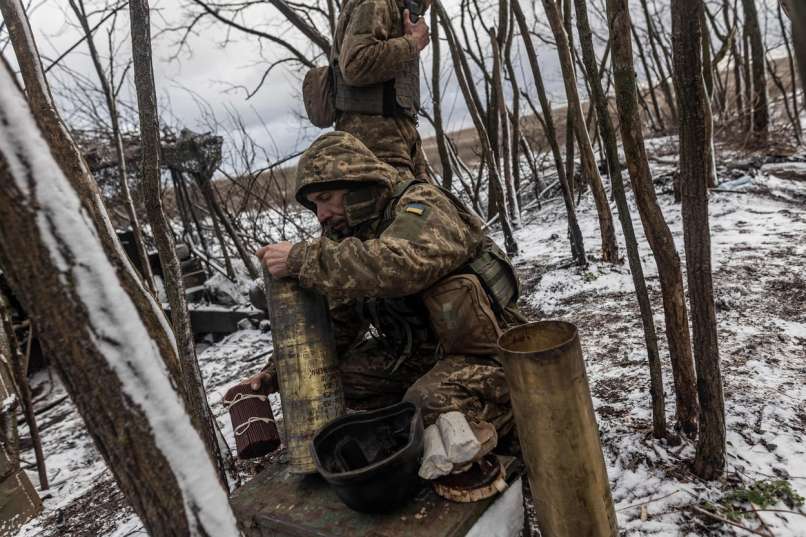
[404,203,426,216]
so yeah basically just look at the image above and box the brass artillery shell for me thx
[498,321,618,537]
[265,272,345,474]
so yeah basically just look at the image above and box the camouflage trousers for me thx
[338,339,513,436]
[335,112,430,182]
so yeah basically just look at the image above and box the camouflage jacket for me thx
[332,0,424,175]
[334,0,418,88]
[287,132,485,354]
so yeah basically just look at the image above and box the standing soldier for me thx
[331,0,432,181]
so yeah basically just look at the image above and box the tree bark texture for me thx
[740,0,770,141]
[511,0,585,266]
[542,0,619,264]
[0,0,186,398]
[0,62,239,537]
[0,305,21,471]
[606,0,700,437]
[128,0,230,490]
[574,0,667,438]
[503,16,523,207]
[671,0,726,480]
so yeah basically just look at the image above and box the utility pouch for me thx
[423,274,502,356]
[467,237,520,312]
[303,65,336,128]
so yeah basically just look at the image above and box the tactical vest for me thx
[346,179,520,368]
[379,180,521,312]
[332,0,420,118]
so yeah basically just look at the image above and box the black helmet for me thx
[311,401,424,513]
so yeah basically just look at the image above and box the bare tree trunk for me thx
[0,0,185,399]
[489,26,520,227]
[542,0,620,263]
[792,1,806,108]
[565,110,576,199]
[176,170,212,258]
[574,0,667,438]
[606,0,700,437]
[67,0,157,296]
[767,57,801,143]
[196,175,259,279]
[724,0,746,123]
[435,0,518,256]
[512,0,586,266]
[777,1,802,143]
[741,0,769,142]
[0,306,49,489]
[631,22,665,132]
[671,0,726,481]
[0,303,42,531]
[129,0,230,489]
[701,7,714,100]
[0,60,239,537]
[503,10,523,208]
[638,0,678,122]
[430,7,453,190]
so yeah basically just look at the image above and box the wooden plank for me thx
[231,456,521,537]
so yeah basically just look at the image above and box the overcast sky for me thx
[6,1,677,173]
[4,0,790,173]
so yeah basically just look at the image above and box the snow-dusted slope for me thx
[13,148,806,536]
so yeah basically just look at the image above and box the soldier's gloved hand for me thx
[404,9,430,52]
[256,241,294,278]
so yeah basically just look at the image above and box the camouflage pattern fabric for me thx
[335,113,426,179]
[288,132,484,300]
[403,355,513,435]
[339,339,513,434]
[333,0,428,177]
[287,131,516,436]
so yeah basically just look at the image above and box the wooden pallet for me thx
[230,455,521,537]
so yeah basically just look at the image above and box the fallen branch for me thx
[617,490,680,512]
[689,505,771,536]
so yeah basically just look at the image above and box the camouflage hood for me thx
[295,131,401,213]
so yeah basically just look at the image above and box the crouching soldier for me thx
[247,131,524,438]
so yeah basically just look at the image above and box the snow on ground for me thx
[11,143,806,536]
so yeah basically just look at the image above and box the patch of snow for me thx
[465,478,523,537]
[1,395,16,413]
[10,131,806,536]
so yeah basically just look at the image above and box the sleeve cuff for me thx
[401,34,419,61]
[287,241,308,277]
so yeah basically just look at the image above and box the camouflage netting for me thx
[74,128,224,227]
